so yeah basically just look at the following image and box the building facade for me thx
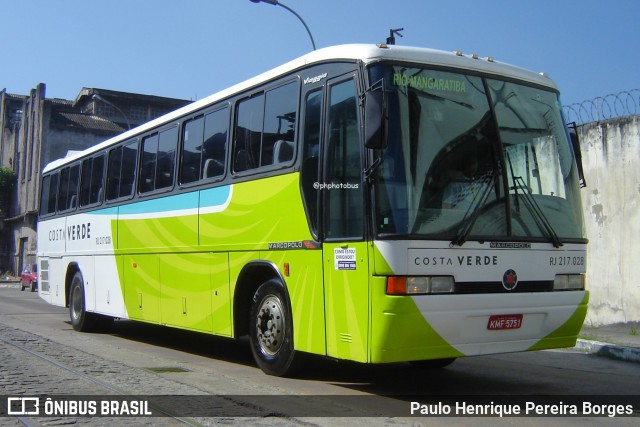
[0,84,191,275]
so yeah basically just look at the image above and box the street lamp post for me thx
[249,0,316,51]
[92,94,131,130]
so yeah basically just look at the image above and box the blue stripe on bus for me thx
[92,185,231,216]
[199,186,232,209]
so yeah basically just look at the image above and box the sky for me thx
[1,0,638,107]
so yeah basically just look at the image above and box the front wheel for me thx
[249,280,299,376]
[69,272,96,332]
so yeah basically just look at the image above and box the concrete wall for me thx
[579,115,640,325]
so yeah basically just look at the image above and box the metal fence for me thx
[563,89,640,125]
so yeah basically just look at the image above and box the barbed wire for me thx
[563,89,640,125]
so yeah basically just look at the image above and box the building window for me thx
[129,105,147,122]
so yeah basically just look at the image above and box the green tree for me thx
[0,167,16,216]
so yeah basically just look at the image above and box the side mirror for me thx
[364,88,386,150]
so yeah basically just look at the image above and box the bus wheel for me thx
[69,272,95,332]
[249,280,298,376]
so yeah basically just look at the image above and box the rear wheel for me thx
[249,279,299,376]
[69,272,96,332]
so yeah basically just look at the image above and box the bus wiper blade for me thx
[511,176,563,248]
[451,172,498,247]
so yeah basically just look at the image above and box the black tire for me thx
[410,357,457,369]
[69,272,96,332]
[249,279,299,376]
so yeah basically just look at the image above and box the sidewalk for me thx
[576,322,640,364]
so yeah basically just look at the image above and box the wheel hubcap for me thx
[255,295,285,356]
[71,287,82,321]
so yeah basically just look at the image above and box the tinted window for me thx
[233,81,297,173]
[202,108,228,179]
[80,155,105,206]
[181,108,229,184]
[180,116,205,184]
[107,147,123,200]
[107,140,138,201]
[120,141,137,197]
[300,88,323,235]
[140,127,177,193]
[156,127,178,189]
[325,79,363,239]
[263,82,297,165]
[140,134,159,193]
[234,94,263,172]
[58,164,80,212]
[40,173,59,216]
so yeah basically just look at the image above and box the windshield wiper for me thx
[510,176,563,248]
[450,172,498,247]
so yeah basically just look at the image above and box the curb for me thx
[0,281,20,287]
[575,339,640,364]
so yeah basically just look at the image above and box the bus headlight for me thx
[553,274,585,291]
[386,276,455,295]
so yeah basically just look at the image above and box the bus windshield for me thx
[371,64,585,243]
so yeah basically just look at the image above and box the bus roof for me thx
[42,43,557,173]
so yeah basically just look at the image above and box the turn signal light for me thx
[386,276,455,295]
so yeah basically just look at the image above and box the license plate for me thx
[487,314,523,330]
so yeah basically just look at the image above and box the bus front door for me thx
[322,76,370,362]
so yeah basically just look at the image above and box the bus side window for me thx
[180,116,205,184]
[58,164,80,212]
[233,81,297,173]
[233,94,263,172]
[263,82,297,165]
[156,126,178,189]
[202,107,228,179]
[39,173,59,216]
[107,147,123,200]
[120,142,137,197]
[107,140,138,201]
[80,155,105,206]
[139,127,177,193]
[140,134,159,193]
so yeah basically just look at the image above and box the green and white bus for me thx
[37,44,588,376]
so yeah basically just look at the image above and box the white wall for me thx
[579,116,640,325]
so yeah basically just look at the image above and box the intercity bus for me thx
[37,44,588,376]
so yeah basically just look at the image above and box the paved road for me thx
[1,286,639,426]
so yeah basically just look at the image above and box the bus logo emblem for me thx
[502,269,518,291]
